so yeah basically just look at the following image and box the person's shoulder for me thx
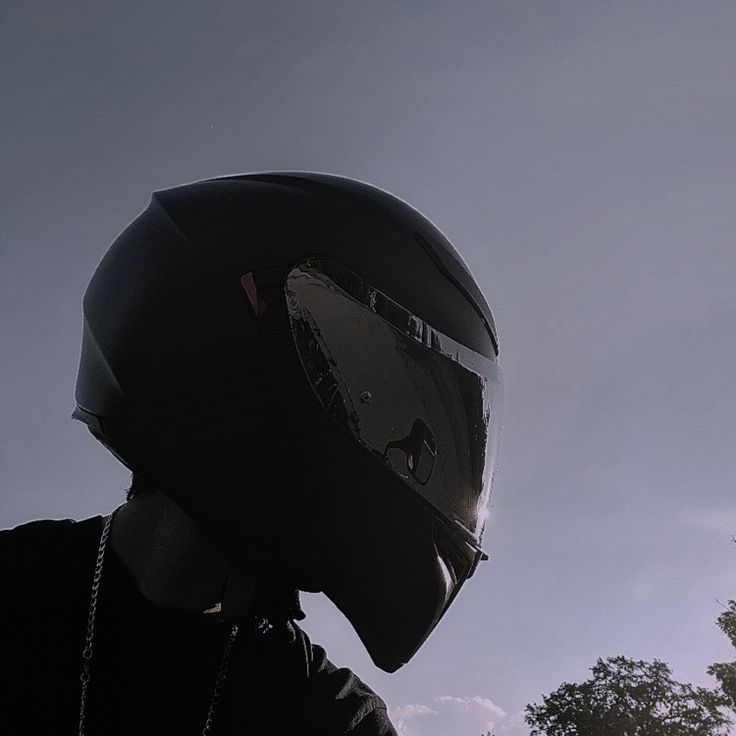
[294,625,398,736]
[0,515,104,604]
[0,515,102,551]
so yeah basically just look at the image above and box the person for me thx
[0,172,503,735]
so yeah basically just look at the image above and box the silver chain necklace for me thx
[78,511,240,736]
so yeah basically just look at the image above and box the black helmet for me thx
[74,172,503,672]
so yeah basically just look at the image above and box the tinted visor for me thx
[285,258,502,554]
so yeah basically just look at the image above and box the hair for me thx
[126,472,159,501]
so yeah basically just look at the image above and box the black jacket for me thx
[0,515,397,735]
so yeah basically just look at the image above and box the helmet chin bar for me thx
[285,402,485,673]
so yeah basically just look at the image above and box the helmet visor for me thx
[285,258,502,550]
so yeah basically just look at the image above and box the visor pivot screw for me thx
[359,390,374,404]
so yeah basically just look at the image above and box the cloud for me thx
[390,695,521,736]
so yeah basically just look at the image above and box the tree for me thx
[525,656,731,736]
[708,599,736,712]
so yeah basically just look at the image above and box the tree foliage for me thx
[708,599,736,712]
[525,656,731,736]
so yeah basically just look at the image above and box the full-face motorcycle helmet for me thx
[74,172,502,672]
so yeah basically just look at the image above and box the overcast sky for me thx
[2,2,735,734]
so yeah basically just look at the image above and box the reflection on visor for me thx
[285,258,502,548]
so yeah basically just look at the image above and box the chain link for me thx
[78,509,244,736]
[201,624,240,736]
[78,510,114,736]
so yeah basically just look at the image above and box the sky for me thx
[2,2,735,734]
